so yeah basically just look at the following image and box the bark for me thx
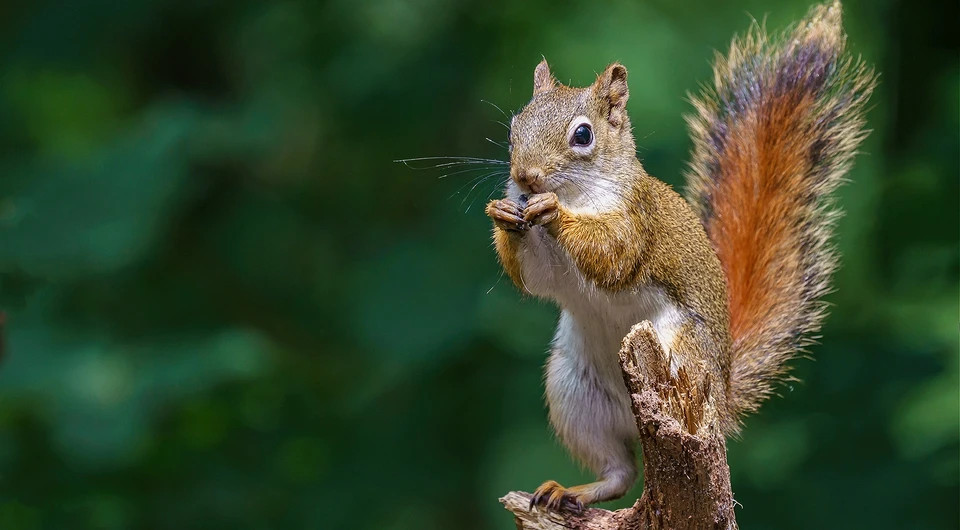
[500,321,738,529]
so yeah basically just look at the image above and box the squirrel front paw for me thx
[524,192,561,231]
[486,199,527,232]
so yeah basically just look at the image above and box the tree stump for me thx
[500,321,738,529]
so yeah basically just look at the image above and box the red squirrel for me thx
[485,1,875,510]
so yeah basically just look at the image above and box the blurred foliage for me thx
[0,0,956,528]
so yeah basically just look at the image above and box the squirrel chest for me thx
[516,224,685,373]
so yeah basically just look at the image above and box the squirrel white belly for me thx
[514,222,687,376]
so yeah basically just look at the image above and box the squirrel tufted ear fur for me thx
[533,59,556,95]
[596,63,629,127]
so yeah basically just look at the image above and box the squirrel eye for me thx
[571,124,592,146]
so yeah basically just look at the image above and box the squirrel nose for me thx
[513,167,545,190]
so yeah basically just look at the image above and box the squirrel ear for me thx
[596,63,629,127]
[533,59,556,95]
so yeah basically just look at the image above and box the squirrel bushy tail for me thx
[684,1,876,430]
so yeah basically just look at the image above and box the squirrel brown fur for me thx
[485,1,875,511]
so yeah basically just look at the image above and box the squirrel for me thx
[484,1,875,511]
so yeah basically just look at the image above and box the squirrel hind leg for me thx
[541,335,639,509]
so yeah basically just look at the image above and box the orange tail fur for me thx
[684,1,876,429]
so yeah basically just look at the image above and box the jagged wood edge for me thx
[499,321,737,530]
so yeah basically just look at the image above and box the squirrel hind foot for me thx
[529,480,585,513]
[529,475,632,512]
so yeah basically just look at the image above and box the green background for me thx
[0,0,956,528]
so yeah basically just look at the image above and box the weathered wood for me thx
[500,321,738,529]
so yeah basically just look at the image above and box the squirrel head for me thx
[508,59,639,203]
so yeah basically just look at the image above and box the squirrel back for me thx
[684,1,877,430]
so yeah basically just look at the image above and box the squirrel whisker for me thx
[437,166,510,180]
[480,99,515,121]
[395,156,508,169]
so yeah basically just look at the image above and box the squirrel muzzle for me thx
[511,166,547,194]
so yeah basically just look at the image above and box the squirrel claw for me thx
[486,199,527,232]
[529,480,585,513]
[523,192,560,228]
